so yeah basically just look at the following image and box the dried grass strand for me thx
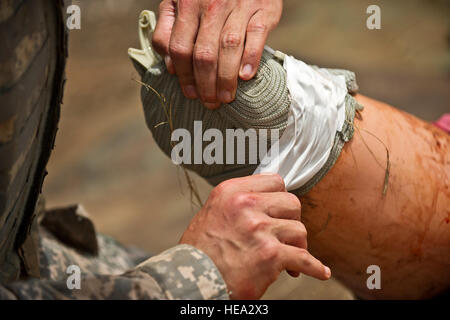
[133,78,203,208]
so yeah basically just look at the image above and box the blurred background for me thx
[42,0,449,299]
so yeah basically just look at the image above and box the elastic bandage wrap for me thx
[134,48,362,196]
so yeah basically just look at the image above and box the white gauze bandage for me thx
[254,55,348,191]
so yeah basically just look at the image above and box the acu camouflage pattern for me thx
[0,204,229,300]
[136,245,229,300]
[0,0,229,300]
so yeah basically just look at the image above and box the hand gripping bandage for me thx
[129,10,363,196]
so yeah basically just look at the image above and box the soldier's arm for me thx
[0,245,229,300]
[1,174,330,300]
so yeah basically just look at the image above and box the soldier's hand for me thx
[152,0,283,109]
[179,174,331,300]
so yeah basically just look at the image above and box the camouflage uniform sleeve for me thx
[0,245,229,300]
[135,244,229,300]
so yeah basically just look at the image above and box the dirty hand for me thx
[152,0,283,109]
[180,174,331,300]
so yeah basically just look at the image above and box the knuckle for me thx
[231,192,256,210]
[287,193,301,210]
[177,0,194,10]
[211,180,231,198]
[201,0,225,12]
[243,214,270,234]
[169,42,192,60]
[297,248,309,261]
[221,32,243,49]
[296,222,307,238]
[271,173,285,190]
[217,71,236,85]
[247,21,268,34]
[259,240,279,262]
[302,256,312,267]
[193,46,217,68]
[209,188,220,201]
[244,47,260,61]
[301,224,308,238]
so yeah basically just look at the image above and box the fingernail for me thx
[183,85,197,99]
[324,266,331,278]
[218,90,233,103]
[240,64,253,78]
